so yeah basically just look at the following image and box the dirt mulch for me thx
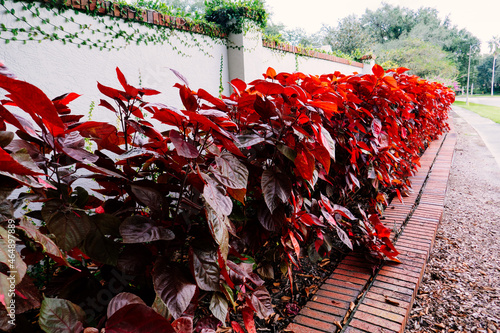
[406,111,500,333]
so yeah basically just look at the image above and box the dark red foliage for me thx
[0,65,453,332]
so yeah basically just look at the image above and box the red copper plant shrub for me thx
[0,64,453,332]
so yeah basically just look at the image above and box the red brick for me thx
[357,304,405,323]
[353,311,402,331]
[286,323,329,333]
[349,318,397,333]
[330,273,368,286]
[376,275,417,289]
[335,268,372,280]
[322,284,360,296]
[301,307,342,323]
[378,267,420,282]
[361,297,408,316]
[293,315,337,332]
[368,286,413,303]
[306,302,347,317]
[395,246,429,256]
[384,261,422,273]
[372,281,413,296]
[325,278,364,291]
[313,295,350,308]
[316,289,357,303]
[344,327,367,333]
[396,238,432,247]
[337,263,372,274]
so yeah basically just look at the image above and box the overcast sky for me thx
[264,0,500,53]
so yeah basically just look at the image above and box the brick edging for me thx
[261,41,364,68]
[287,126,457,333]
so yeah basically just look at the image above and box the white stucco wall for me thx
[227,29,370,81]
[0,1,229,126]
[1,1,370,125]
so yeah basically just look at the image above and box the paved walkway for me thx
[286,128,457,333]
[452,106,500,168]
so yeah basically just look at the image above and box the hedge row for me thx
[0,63,453,332]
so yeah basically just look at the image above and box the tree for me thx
[437,27,480,88]
[322,15,371,58]
[361,3,417,43]
[475,55,499,94]
[488,36,500,95]
[375,38,458,80]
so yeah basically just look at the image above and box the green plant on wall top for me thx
[204,0,267,34]
[0,0,268,52]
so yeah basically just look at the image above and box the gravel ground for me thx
[406,111,500,333]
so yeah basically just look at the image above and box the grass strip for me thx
[453,101,500,124]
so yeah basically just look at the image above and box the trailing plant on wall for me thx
[0,62,453,332]
[204,0,267,34]
[0,0,227,54]
[0,0,268,52]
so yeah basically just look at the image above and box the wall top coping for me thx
[33,0,362,68]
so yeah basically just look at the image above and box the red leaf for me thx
[52,92,81,106]
[371,118,382,138]
[369,214,391,238]
[0,104,37,136]
[172,317,193,333]
[149,104,186,127]
[261,170,291,213]
[372,64,385,78]
[231,321,245,333]
[0,75,65,135]
[106,303,175,333]
[396,67,410,74]
[230,78,246,95]
[170,130,199,158]
[250,80,284,95]
[175,84,198,112]
[383,76,398,88]
[0,147,44,176]
[250,287,274,319]
[309,101,338,117]
[296,212,324,227]
[116,67,139,97]
[254,95,278,120]
[265,67,277,79]
[97,81,125,100]
[294,149,314,181]
[153,259,197,319]
[198,88,228,111]
[107,292,147,319]
[241,306,257,333]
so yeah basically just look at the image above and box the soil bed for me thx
[406,111,500,333]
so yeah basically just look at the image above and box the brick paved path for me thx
[286,128,457,333]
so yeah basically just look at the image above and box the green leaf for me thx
[39,297,85,333]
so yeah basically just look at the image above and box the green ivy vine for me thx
[0,0,264,55]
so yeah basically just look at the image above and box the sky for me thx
[264,0,500,54]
